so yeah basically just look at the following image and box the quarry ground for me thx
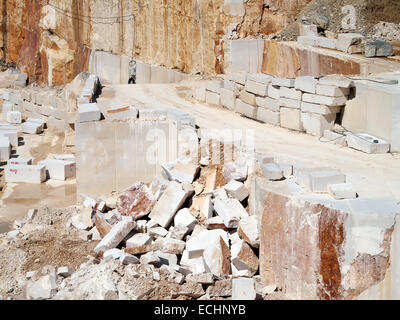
[100,81,400,201]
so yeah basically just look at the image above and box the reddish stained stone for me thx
[116,182,155,219]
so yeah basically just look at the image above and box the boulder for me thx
[116,182,155,219]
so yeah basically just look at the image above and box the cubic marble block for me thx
[245,80,268,96]
[346,134,390,154]
[239,91,256,106]
[78,103,101,123]
[301,112,336,137]
[5,164,46,183]
[342,84,400,152]
[280,108,303,131]
[75,120,176,198]
[257,108,280,126]
[0,136,11,160]
[220,88,236,110]
[38,159,76,181]
[256,96,279,112]
[259,181,400,300]
[205,91,221,106]
[235,99,257,119]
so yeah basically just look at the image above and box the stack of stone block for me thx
[297,28,366,55]
[1,88,68,132]
[196,73,352,138]
[0,69,28,88]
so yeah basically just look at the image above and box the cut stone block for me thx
[224,180,249,202]
[0,136,11,161]
[315,84,350,97]
[174,208,198,232]
[299,35,338,49]
[206,80,223,94]
[256,96,279,111]
[279,97,301,109]
[232,278,256,300]
[327,183,357,199]
[244,80,268,96]
[220,88,236,110]
[223,79,236,91]
[5,164,46,183]
[227,73,247,85]
[214,198,249,228]
[280,87,302,100]
[271,78,295,88]
[247,73,273,85]
[116,182,155,219]
[323,129,347,146]
[301,112,336,137]
[239,90,257,106]
[238,215,260,248]
[38,159,76,181]
[7,157,32,166]
[231,240,259,276]
[106,106,138,121]
[294,166,332,189]
[0,129,18,147]
[149,181,192,228]
[318,75,353,88]
[346,133,390,154]
[194,87,206,102]
[78,103,101,123]
[267,84,280,99]
[280,108,303,131]
[295,76,318,94]
[21,122,43,134]
[302,93,347,107]
[205,91,220,106]
[301,102,341,115]
[94,219,136,253]
[309,170,346,193]
[257,108,280,126]
[6,111,21,124]
[261,163,284,181]
[235,99,257,119]
[2,102,13,118]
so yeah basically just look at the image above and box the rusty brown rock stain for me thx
[342,226,394,300]
[317,204,346,300]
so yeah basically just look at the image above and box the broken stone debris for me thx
[94,219,136,253]
[116,182,155,219]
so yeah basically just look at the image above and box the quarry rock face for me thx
[0,0,311,85]
[259,188,400,300]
